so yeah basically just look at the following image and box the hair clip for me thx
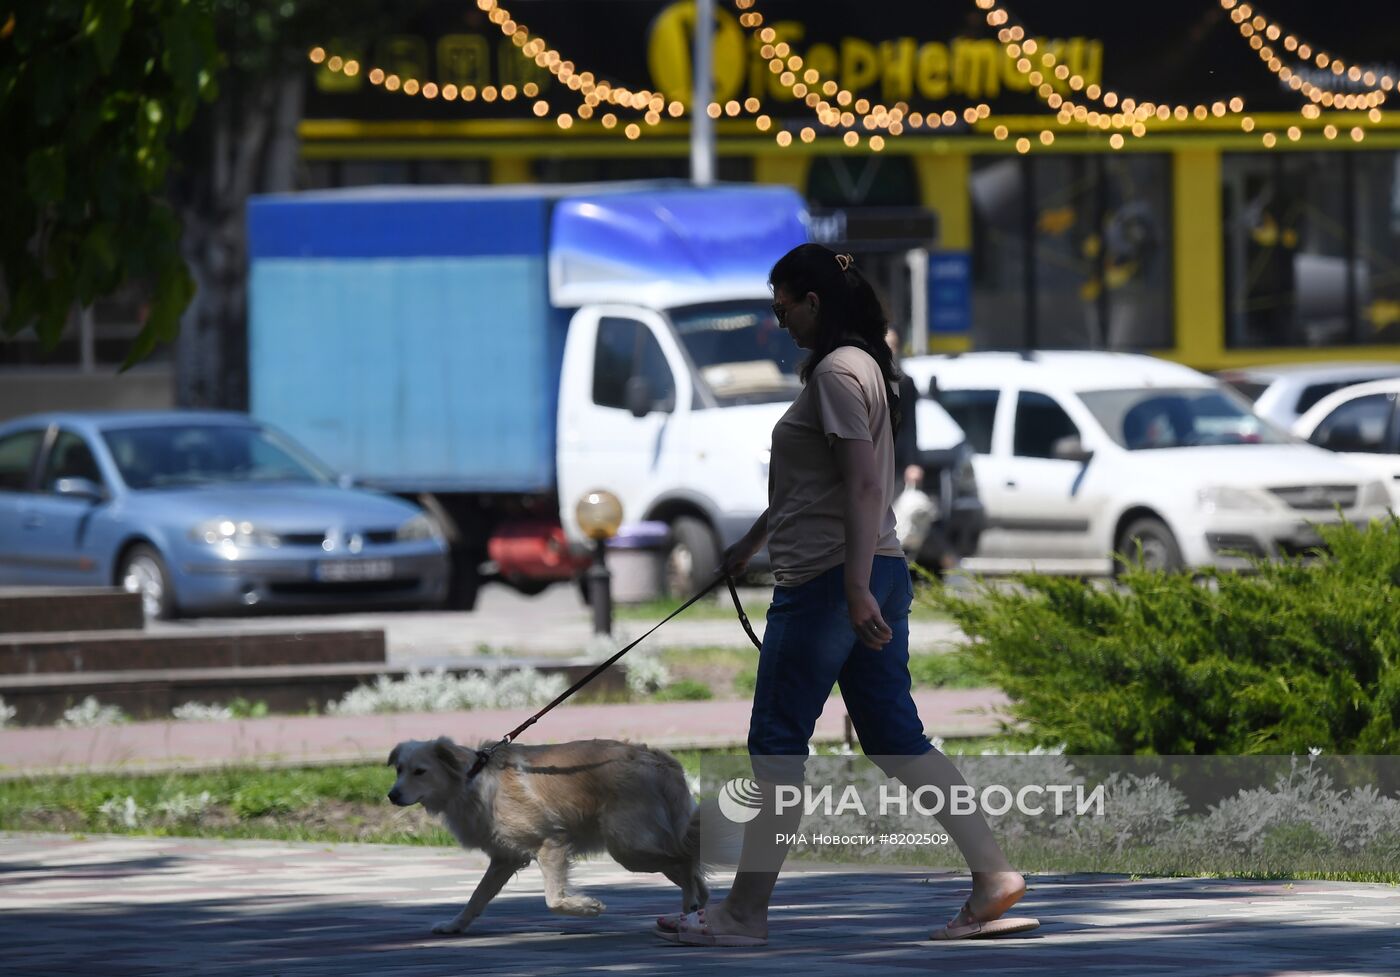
[835,252,854,271]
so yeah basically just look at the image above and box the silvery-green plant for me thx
[98,795,143,828]
[155,791,213,822]
[0,697,15,728]
[623,650,672,697]
[327,666,568,716]
[1056,773,1188,854]
[58,697,127,728]
[172,702,235,722]
[1185,754,1400,860]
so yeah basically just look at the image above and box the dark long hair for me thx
[769,243,903,430]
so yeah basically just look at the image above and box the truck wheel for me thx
[1115,516,1183,576]
[665,517,720,600]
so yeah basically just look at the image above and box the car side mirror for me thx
[1051,436,1094,463]
[54,477,106,502]
[625,376,655,418]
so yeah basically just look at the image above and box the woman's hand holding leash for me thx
[720,510,769,577]
[846,585,893,650]
[721,538,761,577]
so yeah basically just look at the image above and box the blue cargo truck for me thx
[247,182,813,607]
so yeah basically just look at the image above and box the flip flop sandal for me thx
[654,912,685,943]
[662,909,769,947]
[930,900,1040,941]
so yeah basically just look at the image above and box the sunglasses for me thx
[771,301,796,325]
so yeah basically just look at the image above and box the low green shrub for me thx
[929,516,1400,754]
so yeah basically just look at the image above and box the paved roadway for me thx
[146,580,968,660]
[3,833,1397,977]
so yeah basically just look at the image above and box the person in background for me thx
[886,328,956,577]
[887,327,923,490]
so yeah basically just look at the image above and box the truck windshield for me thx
[1078,387,1289,450]
[667,302,803,404]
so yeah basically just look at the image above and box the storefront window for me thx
[970,157,1029,349]
[1352,153,1400,345]
[971,154,1172,351]
[1222,153,1352,348]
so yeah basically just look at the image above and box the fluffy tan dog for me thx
[387,736,709,934]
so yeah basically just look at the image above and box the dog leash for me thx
[464,571,761,781]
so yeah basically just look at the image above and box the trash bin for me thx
[606,522,671,603]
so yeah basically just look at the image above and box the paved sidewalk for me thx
[0,688,1009,777]
[2,833,1397,976]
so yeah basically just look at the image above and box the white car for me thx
[1292,377,1400,506]
[901,351,1391,575]
[1215,362,1400,429]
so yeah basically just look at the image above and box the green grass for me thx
[650,679,714,702]
[906,650,992,690]
[5,756,1393,883]
[649,644,990,702]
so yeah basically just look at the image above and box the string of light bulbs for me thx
[1220,0,1382,146]
[735,0,1000,151]
[1221,0,1395,102]
[972,0,1260,150]
[308,0,1396,155]
[310,0,691,142]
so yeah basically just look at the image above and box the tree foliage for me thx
[1,0,220,366]
[165,0,391,404]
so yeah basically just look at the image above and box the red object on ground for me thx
[488,519,591,581]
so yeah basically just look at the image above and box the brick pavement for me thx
[0,688,1008,778]
[2,833,1397,976]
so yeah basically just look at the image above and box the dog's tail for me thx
[683,797,745,872]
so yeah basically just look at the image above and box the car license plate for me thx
[316,559,394,582]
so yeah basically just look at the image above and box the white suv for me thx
[1293,377,1400,506]
[901,351,1391,574]
[1215,362,1400,429]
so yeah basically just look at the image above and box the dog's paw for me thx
[550,895,605,917]
[431,918,470,935]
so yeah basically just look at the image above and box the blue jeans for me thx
[747,555,933,783]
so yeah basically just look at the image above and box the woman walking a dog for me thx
[655,244,1034,947]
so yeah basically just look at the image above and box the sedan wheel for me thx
[120,545,176,620]
[1115,517,1184,576]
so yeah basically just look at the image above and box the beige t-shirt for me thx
[766,345,904,587]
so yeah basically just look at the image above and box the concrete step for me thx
[0,628,385,675]
[0,587,144,634]
[0,656,626,726]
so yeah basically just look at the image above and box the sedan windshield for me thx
[1078,387,1289,450]
[102,425,333,489]
[668,302,803,404]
